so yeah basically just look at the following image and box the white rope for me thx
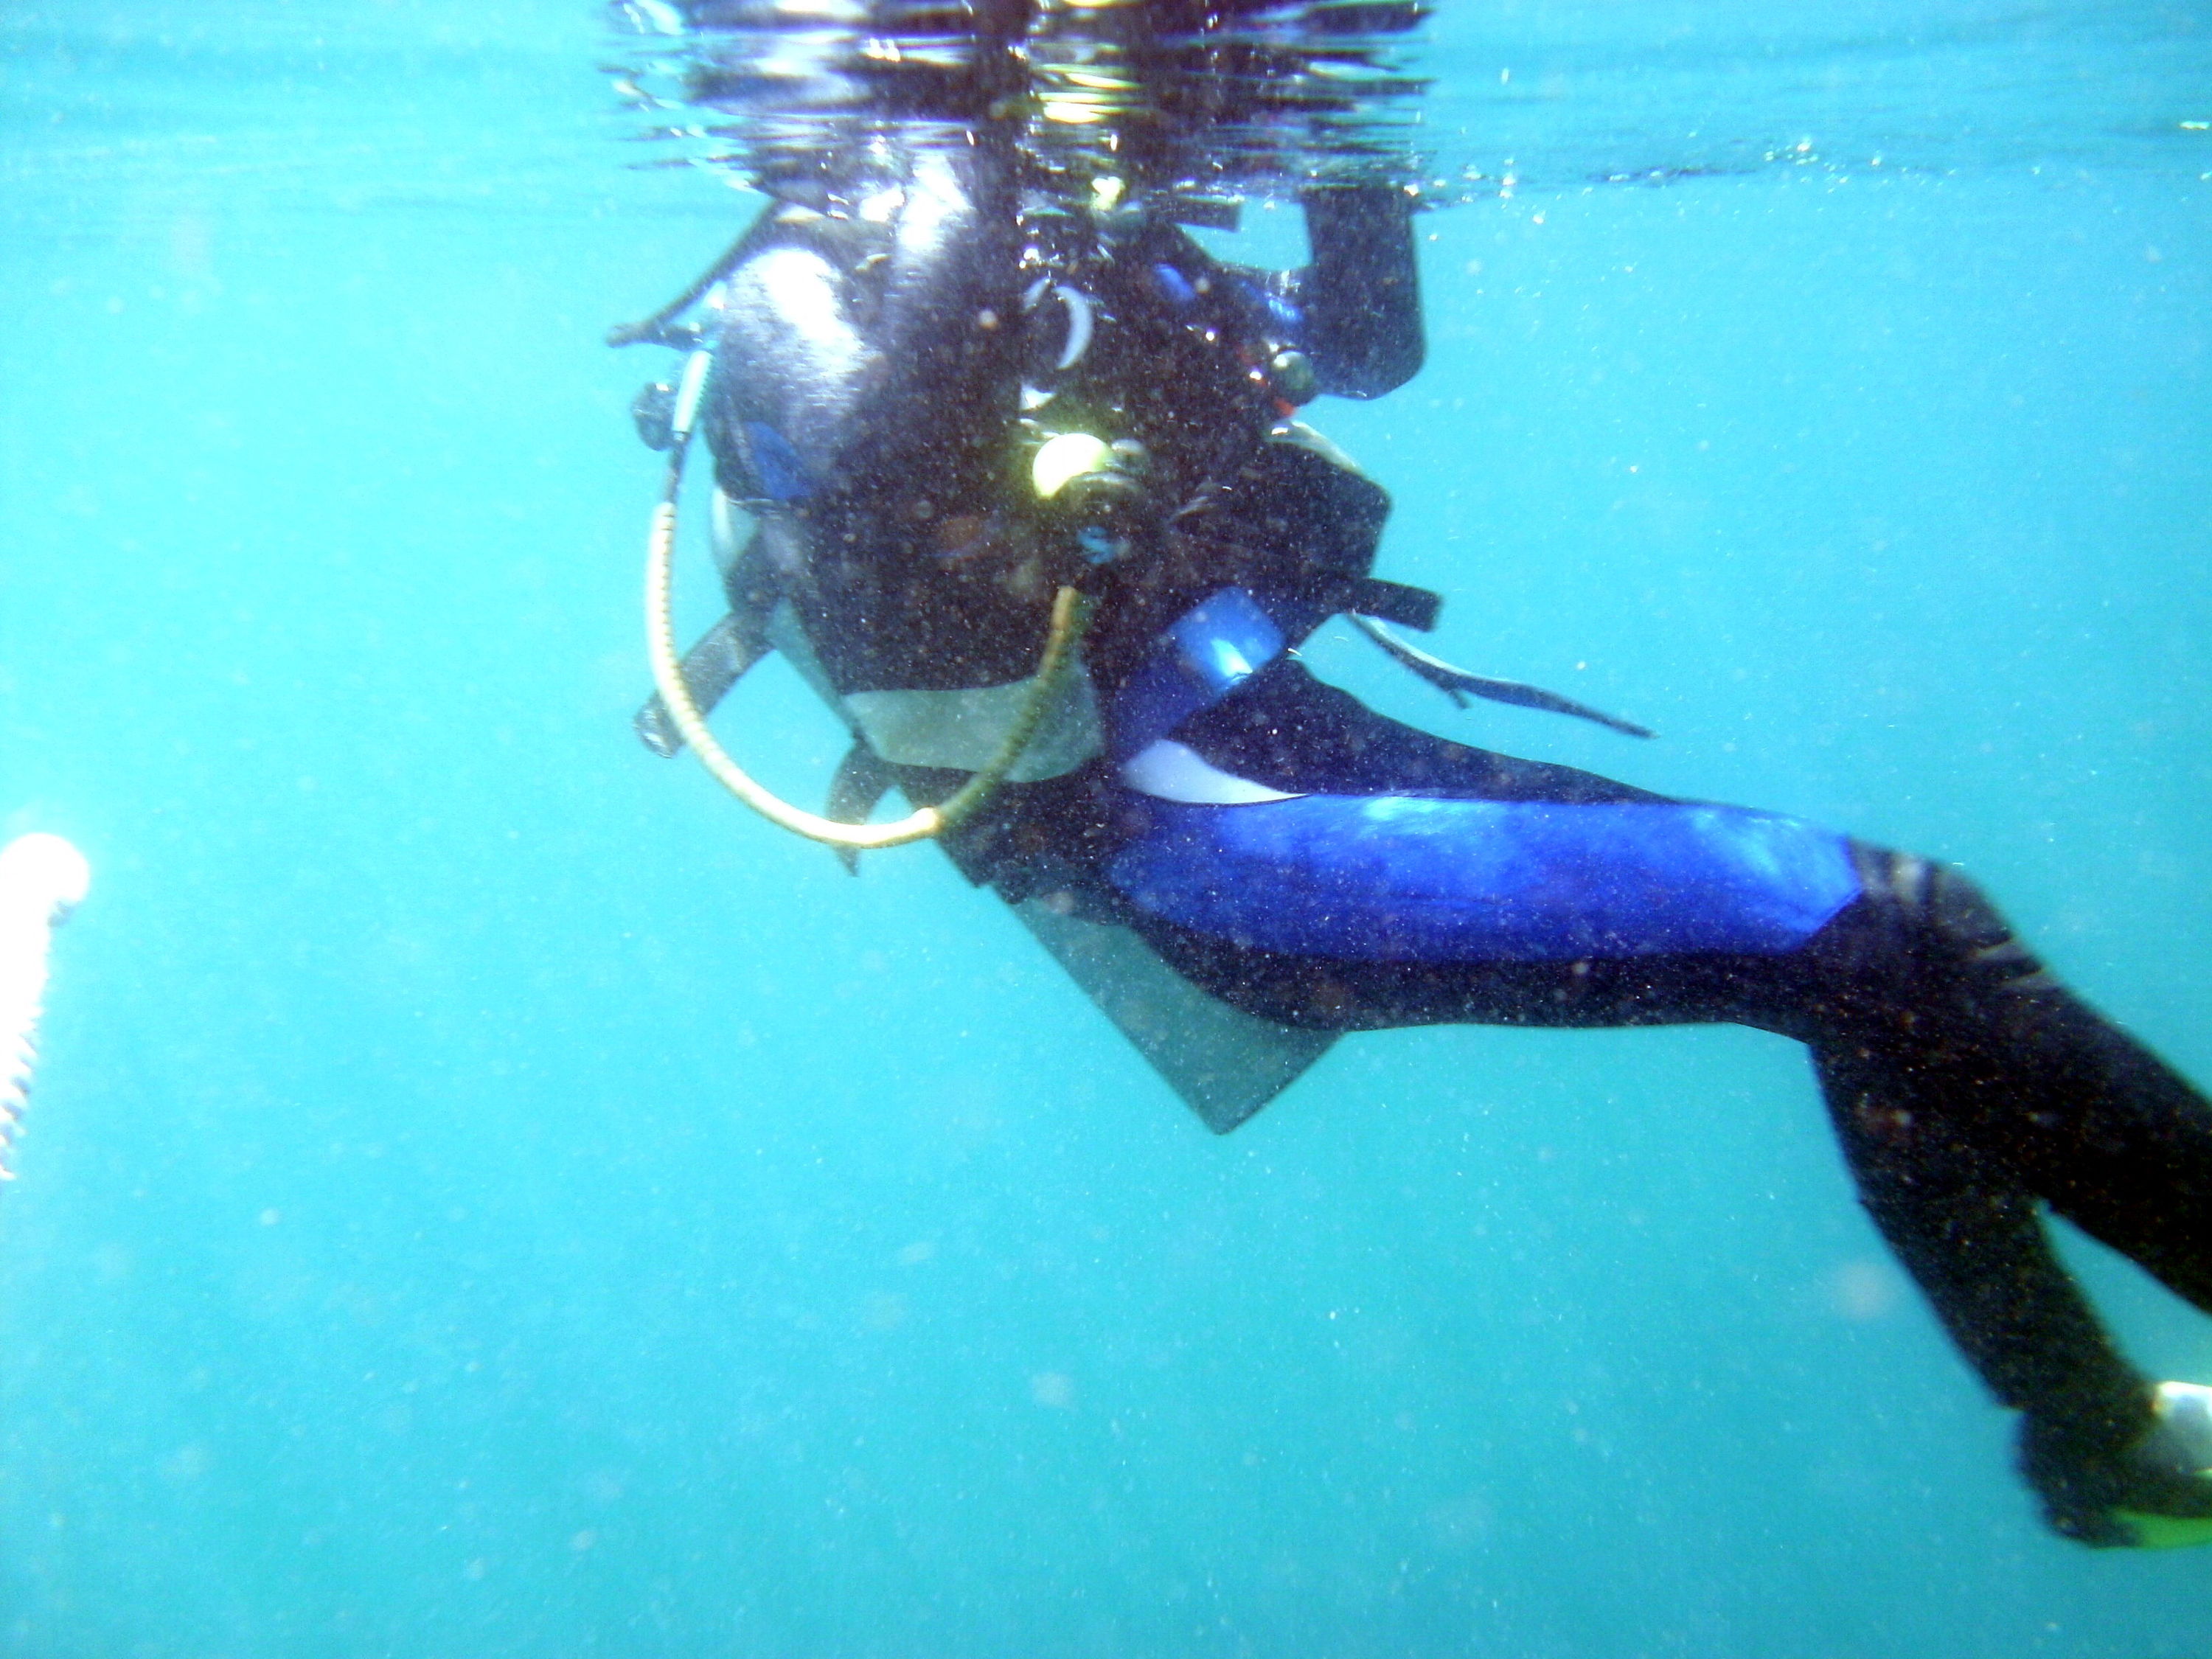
[0,834,90,1182]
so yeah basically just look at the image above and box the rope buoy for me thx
[0,832,89,1183]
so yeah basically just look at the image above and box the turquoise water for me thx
[3,2,2210,1653]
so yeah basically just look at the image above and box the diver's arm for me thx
[1298,184,1423,398]
[701,234,873,504]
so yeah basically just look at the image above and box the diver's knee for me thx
[1845,842,2044,980]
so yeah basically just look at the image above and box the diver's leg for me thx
[1126,666,2212,1540]
[1804,848,2212,1315]
[1124,818,2212,1541]
[1804,849,2212,1542]
[1813,1029,2160,1543]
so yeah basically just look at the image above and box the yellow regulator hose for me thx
[647,490,1093,850]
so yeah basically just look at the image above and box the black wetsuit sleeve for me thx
[1296,185,1424,398]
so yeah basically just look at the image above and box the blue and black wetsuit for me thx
[689,146,2212,1543]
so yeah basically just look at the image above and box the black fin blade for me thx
[634,613,773,759]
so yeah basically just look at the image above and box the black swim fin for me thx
[633,611,776,759]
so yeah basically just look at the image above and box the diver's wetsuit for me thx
[689,145,2212,1542]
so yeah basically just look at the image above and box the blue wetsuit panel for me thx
[1110,588,1288,760]
[742,422,814,502]
[1107,796,1862,962]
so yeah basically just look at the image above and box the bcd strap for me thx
[1345,577,1441,632]
[1349,614,1655,740]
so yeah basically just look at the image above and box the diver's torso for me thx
[700,147,1387,714]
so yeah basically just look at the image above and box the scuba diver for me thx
[608,0,2212,1550]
